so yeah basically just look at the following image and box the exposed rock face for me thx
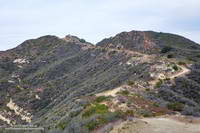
[97,30,200,54]
[97,31,158,53]
[0,30,200,133]
[6,99,32,123]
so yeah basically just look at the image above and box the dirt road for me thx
[110,117,200,133]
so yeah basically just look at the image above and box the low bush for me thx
[152,102,160,107]
[57,121,68,130]
[137,109,153,117]
[95,96,110,103]
[82,104,109,118]
[145,88,150,91]
[86,111,123,131]
[167,54,173,58]
[178,61,186,66]
[86,118,107,131]
[127,80,135,86]
[167,102,184,111]
[164,77,171,81]
[79,39,86,43]
[120,90,130,96]
[161,46,172,53]
[125,110,135,116]
[155,79,163,88]
[172,65,179,71]
[196,54,200,58]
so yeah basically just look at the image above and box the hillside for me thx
[0,30,200,133]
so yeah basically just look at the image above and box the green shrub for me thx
[86,112,123,131]
[79,39,86,43]
[95,96,109,103]
[178,61,186,66]
[196,54,200,58]
[164,77,171,81]
[167,102,184,111]
[167,54,173,58]
[155,79,163,88]
[86,120,100,131]
[161,46,172,53]
[145,88,150,91]
[120,90,130,95]
[86,116,107,131]
[82,104,109,117]
[172,65,179,71]
[186,56,194,61]
[137,109,153,117]
[127,80,135,86]
[57,121,68,130]
[152,102,160,107]
[125,110,135,116]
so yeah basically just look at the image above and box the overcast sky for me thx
[0,0,199,50]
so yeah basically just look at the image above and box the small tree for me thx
[161,46,172,53]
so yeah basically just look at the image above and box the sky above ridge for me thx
[0,0,199,50]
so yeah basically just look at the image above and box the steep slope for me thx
[0,30,200,133]
[97,30,200,51]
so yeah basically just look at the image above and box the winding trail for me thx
[169,65,190,79]
[149,65,190,86]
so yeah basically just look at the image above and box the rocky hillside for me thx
[0,30,200,133]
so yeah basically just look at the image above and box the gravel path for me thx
[110,117,200,133]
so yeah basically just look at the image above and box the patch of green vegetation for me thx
[152,110,167,117]
[167,54,174,58]
[79,39,86,43]
[178,61,186,66]
[167,102,184,111]
[0,106,11,112]
[145,88,150,91]
[196,54,200,58]
[161,46,173,53]
[127,80,135,86]
[164,77,171,81]
[137,109,153,117]
[88,93,95,96]
[119,90,130,96]
[16,85,24,91]
[86,116,107,131]
[82,104,109,118]
[56,121,68,130]
[86,111,124,131]
[155,79,163,88]
[172,65,179,71]
[186,56,195,61]
[152,102,160,107]
[127,99,132,106]
[94,96,110,103]
[125,110,135,116]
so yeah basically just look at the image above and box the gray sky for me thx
[0,0,199,51]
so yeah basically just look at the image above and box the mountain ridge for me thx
[0,30,200,133]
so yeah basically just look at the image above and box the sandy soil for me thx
[95,85,128,97]
[110,117,200,133]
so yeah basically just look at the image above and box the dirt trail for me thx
[149,65,190,86]
[169,65,190,79]
[142,117,200,133]
[110,117,200,133]
[95,85,128,97]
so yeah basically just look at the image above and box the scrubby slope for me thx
[0,30,200,133]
